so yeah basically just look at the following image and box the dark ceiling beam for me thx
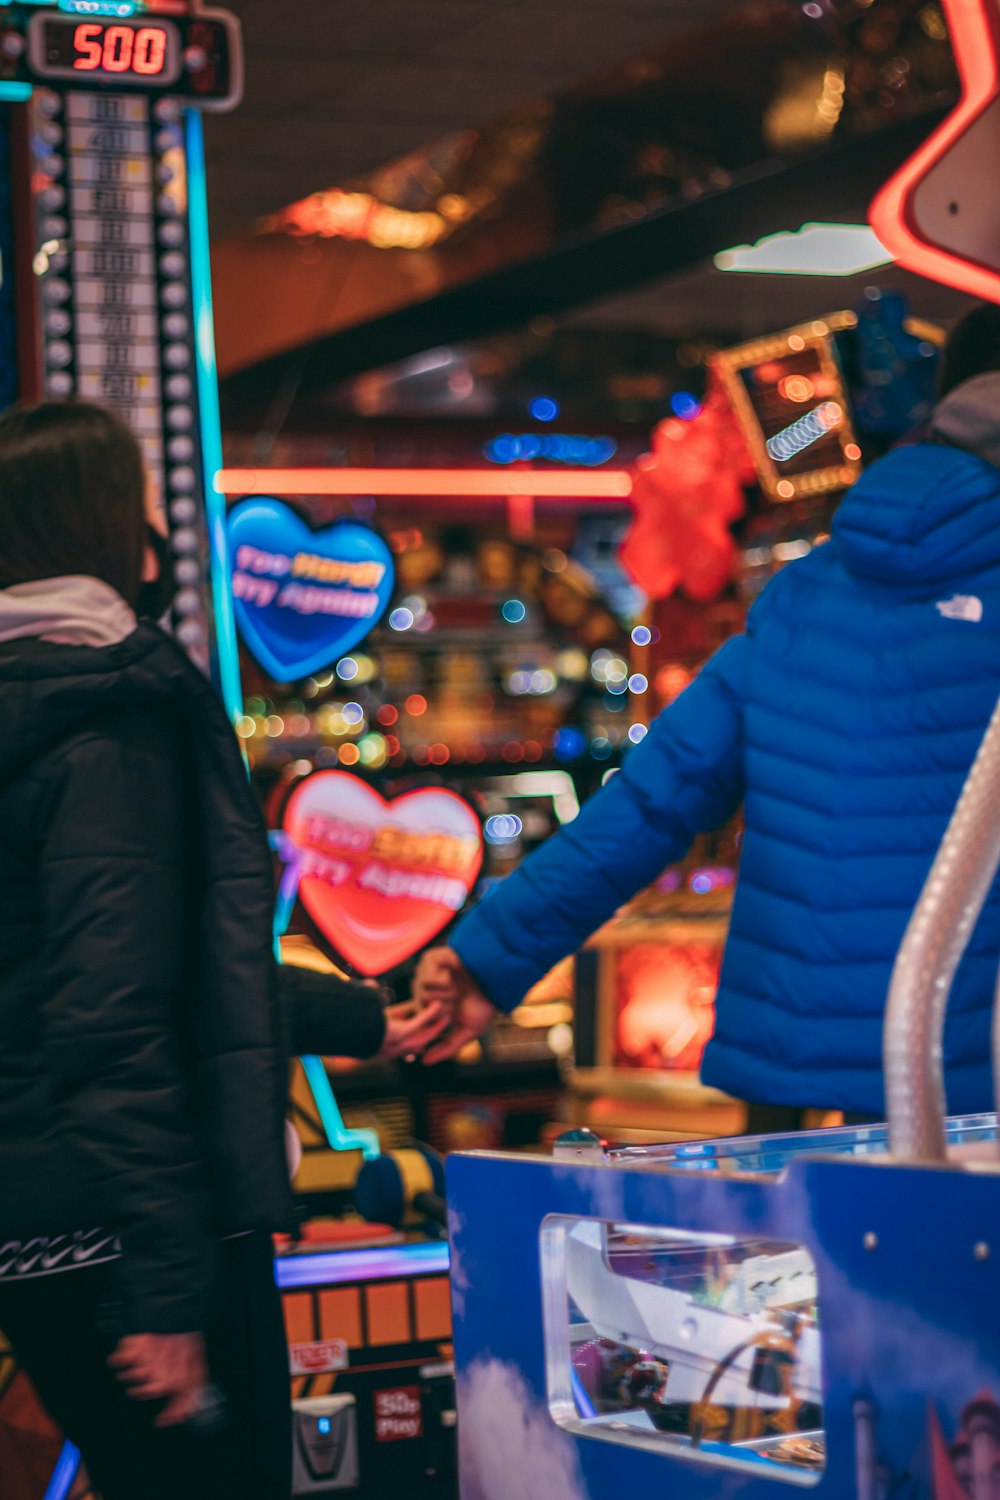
[220,110,945,425]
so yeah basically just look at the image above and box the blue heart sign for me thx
[227,499,394,682]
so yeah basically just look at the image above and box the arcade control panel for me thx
[277,1239,457,1497]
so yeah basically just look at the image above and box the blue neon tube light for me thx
[184,106,243,727]
[43,1442,80,1500]
[275,1240,450,1290]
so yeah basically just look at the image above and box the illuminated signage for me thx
[227,498,394,682]
[869,0,1000,303]
[485,433,617,466]
[712,314,861,502]
[18,9,243,107]
[70,22,169,76]
[29,15,179,84]
[282,772,484,975]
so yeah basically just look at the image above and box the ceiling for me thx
[207,0,968,421]
[566,259,969,344]
[203,0,740,237]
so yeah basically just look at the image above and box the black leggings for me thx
[0,1234,291,1500]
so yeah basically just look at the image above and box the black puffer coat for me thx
[0,625,299,1334]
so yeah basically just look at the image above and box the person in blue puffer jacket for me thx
[413,303,1000,1128]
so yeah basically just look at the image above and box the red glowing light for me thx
[502,742,524,763]
[428,743,450,765]
[523,740,543,762]
[72,21,167,74]
[869,0,1000,301]
[404,694,427,717]
[376,705,398,727]
[614,943,721,1072]
[217,467,633,502]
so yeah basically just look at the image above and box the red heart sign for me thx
[282,771,484,975]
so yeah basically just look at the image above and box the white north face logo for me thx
[936,594,984,623]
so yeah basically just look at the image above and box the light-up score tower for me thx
[0,1,242,715]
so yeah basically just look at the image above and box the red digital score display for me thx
[33,16,182,87]
[71,23,167,77]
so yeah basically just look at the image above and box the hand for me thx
[108,1331,209,1428]
[376,998,450,1061]
[413,947,499,1065]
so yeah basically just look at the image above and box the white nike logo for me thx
[0,1230,122,1278]
[936,594,983,622]
[71,1232,121,1264]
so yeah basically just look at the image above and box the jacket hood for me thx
[0,625,214,785]
[0,575,136,649]
[832,441,1000,587]
[931,371,1000,469]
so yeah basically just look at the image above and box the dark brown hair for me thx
[939,302,1000,399]
[0,400,146,605]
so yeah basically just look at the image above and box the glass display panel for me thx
[542,1216,824,1482]
[608,1112,999,1178]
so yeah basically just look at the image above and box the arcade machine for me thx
[0,9,461,1496]
[0,0,241,708]
[446,632,1000,1500]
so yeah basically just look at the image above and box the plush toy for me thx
[619,373,752,603]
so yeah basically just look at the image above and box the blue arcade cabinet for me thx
[447,693,1000,1499]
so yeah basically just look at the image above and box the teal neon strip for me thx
[269,831,380,1162]
[184,107,243,727]
[186,116,376,1166]
[0,83,32,102]
[301,1054,381,1161]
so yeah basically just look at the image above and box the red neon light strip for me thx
[216,467,633,499]
[870,0,1000,300]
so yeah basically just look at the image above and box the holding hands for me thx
[411,947,499,1064]
[376,995,451,1061]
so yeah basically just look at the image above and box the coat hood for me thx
[931,371,1000,469]
[0,575,136,649]
[832,440,1000,588]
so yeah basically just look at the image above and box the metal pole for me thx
[884,694,1000,1161]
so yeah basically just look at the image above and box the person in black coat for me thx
[0,401,447,1499]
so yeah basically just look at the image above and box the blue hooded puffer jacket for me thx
[451,442,1000,1115]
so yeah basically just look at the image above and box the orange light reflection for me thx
[217,468,633,501]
